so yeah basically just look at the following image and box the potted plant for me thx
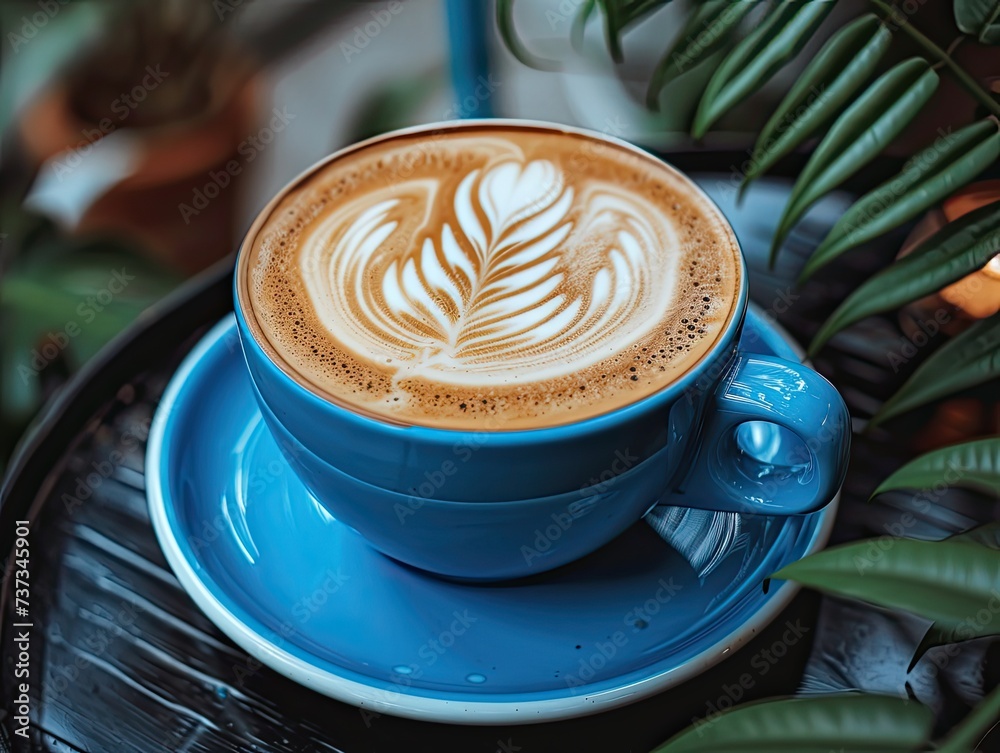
[500,1,1000,748]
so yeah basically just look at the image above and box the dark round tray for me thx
[2,153,996,753]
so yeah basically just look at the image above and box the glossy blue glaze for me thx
[661,353,851,515]
[147,308,838,724]
[252,376,675,580]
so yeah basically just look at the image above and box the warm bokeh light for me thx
[939,180,1000,320]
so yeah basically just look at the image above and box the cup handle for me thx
[658,352,851,516]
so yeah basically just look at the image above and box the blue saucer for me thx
[147,307,837,724]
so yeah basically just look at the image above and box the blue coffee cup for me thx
[234,120,851,580]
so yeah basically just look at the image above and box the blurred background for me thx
[0,0,995,472]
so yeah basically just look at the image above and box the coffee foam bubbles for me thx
[245,126,740,430]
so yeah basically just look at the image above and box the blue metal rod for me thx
[445,0,495,119]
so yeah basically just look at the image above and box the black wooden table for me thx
[2,154,997,753]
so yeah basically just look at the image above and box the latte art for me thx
[301,158,679,385]
[242,125,741,430]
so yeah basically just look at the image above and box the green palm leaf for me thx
[0,2,115,138]
[496,0,560,71]
[740,14,891,194]
[909,523,1000,668]
[914,616,993,673]
[1,238,179,430]
[769,58,939,266]
[870,312,1000,427]
[872,436,1000,498]
[808,201,1000,354]
[692,2,833,139]
[954,0,1000,44]
[771,533,1000,648]
[938,681,1000,753]
[651,694,933,752]
[600,0,673,62]
[646,0,758,110]
[954,522,1000,547]
[801,119,1000,281]
[774,521,1000,675]
[598,0,625,62]
[571,0,596,51]
[621,0,671,25]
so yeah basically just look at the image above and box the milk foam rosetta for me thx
[243,125,741,429]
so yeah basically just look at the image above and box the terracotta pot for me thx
[19,71,258,275]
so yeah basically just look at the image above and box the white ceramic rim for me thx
[147,311,840,725]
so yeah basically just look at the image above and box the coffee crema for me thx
[241,124,741,430]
